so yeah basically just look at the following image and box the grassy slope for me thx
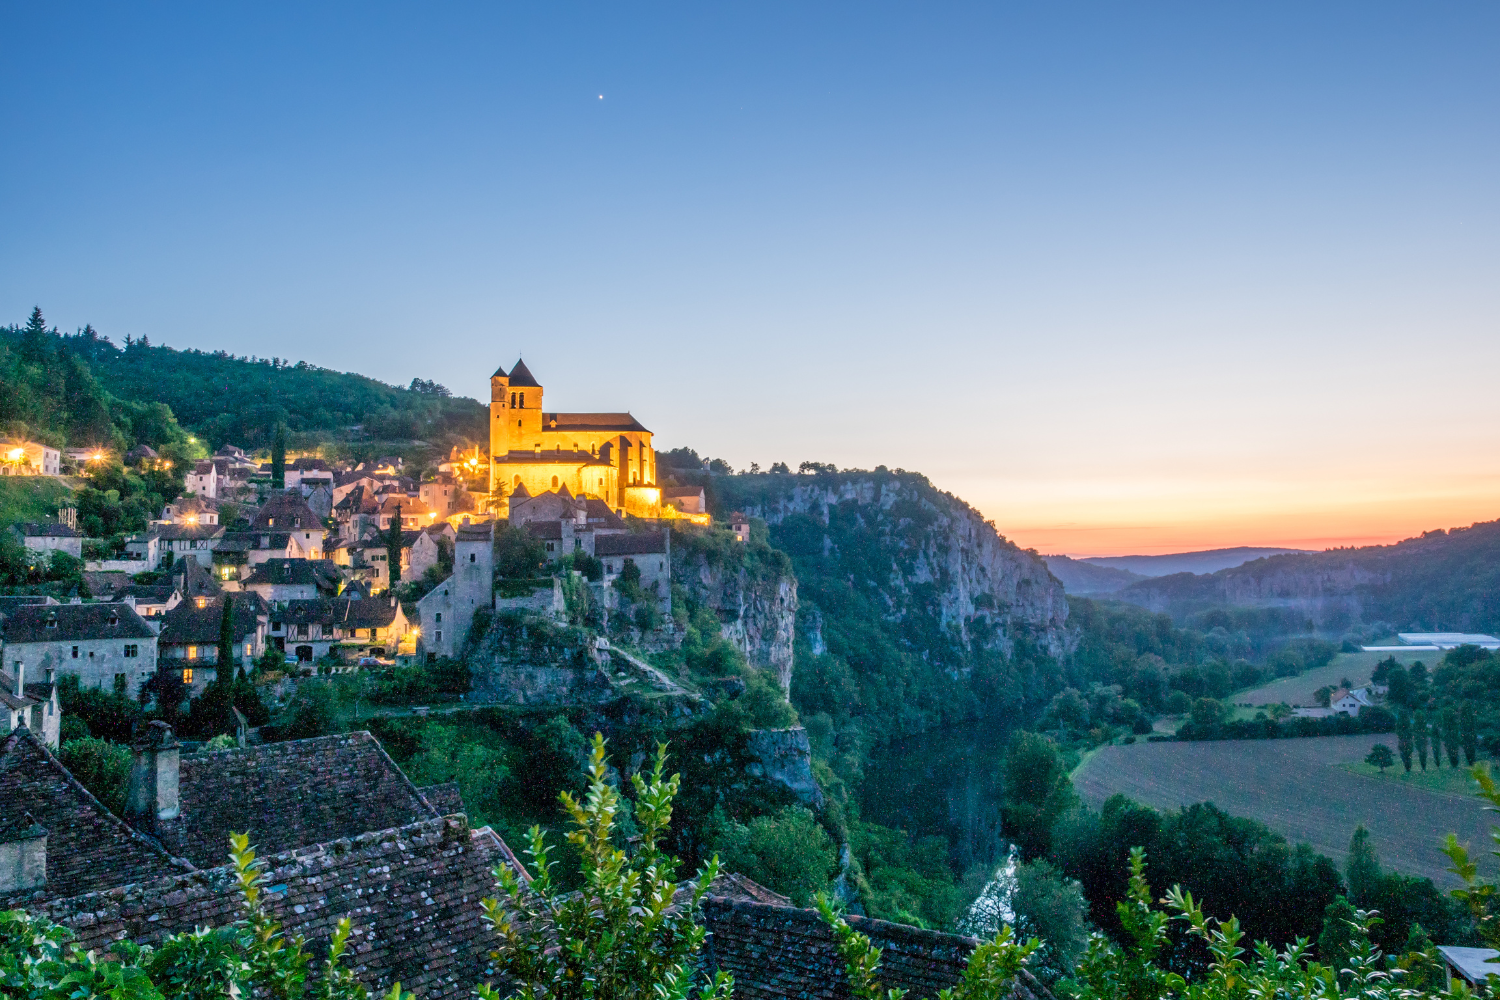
[0,477,74,526]
[1073,734,1491,885]
[1237,649,1434,708]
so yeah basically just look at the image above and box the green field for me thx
[1073,734,1493,886]
[1238,649,1435,708]
[0,477,73,528]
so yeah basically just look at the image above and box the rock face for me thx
[729,474,1074,662]
[673,537,799,694]
[746,726,824,809]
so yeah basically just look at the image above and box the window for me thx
[293,517,301,528]
[182,669,193,684]
[268,517,275,526]
[546,542,555,552]
[519,392,525,407]
[187,645,198,660]
[196,597,208,609]
[435,613,442,623]
[551,476,559,488]
[244,643,252,656]
[510,392,516,407]
[469,553,476,563]
[71,646,79,659]
[436,630,443,642]
[124,644,139,658]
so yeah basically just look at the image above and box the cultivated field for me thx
[1239,649,1435,708]
[1073,735,1492,885]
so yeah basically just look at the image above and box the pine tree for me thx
[21,305,52,367]
[386,504,403,587]
[1461,701,1478,765]
[1396,713,1414,772]
[271,423,287,490]
[1414,711,1429,770]
[1443,706,1462,767]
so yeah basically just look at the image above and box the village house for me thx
[662,485,712,525]
[10,523,83,559]
[118,582,181,618]
[731,511,752,543]
[152,523,225,568]
[508,484,629,557]
[0,602,158,699]
[595,531,672,609]
[270,596,408,662]
[0,666,60,747]
[159,494,221,526]
[156,594,271,691]
[242,558,342,603]
[185,459,219,498]
[376,494,434,530]
[122,531,161,568]
[250,491,325,548]
[1,441,61,476]
[418,474,469,518]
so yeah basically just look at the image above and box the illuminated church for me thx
[488,358,662,517]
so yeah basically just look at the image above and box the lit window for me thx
[196,597,207,609]
[244,643,252,656]
[182,669,193,684]
[187,645,198,660]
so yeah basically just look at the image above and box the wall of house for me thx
[20,535,83,558]
[7,639,157,699]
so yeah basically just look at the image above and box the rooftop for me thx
[0,602,157,644]
[595,531,668,557]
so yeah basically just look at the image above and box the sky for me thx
[2,3,1497,556]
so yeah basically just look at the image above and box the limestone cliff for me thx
[672,530,799,693]
[717,472,1074,665]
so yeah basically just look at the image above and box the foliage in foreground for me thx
[479,733,733,1000]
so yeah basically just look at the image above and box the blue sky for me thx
[3,3,1497,554]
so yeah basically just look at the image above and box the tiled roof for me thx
[289,457,331,471]
[0,730,183,907]
[152,732,438,869]
[545,412,649,433]
[171,558,223,599]
[525,521,564,541]
[0,596,55,613]
[13,522,80,538]
[153,523,225,542]
[456,522,494,542]
[42,816,503,999]
[492,449,611,467]
[243,559,341,589]
[272,598,400,629]
[583,499,627,529]
[0,603,157,644]
[662,487,704,500]
[506,358,541,387]
[702,896,1052,1000]
[250,493,322,531]
[157,595,264,646]
[595,532,668,557]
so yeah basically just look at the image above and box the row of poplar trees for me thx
[1395,704,1476,771]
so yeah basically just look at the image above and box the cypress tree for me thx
[1345,825,1381,907]
[1461,702,1478,765]
[1414,711,1429,770]
[386,504,403,587]
[1396,713,1414,772]
[271,423,287,490]
[216,595,235,672]
[1442,706,1462,767]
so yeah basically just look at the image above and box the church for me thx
[488,358,662,518]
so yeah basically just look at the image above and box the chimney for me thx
[0,813,47,893]
[125,721,180,826]
[12,664,23,699]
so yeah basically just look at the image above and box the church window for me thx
[510,392,516,407]
[552,476,559,488]
[519,393,525,407]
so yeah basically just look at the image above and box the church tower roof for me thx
[507,358,542,388]
[491,362,509,379]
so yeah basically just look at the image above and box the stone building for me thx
[241,558,341,603]
[270,596,408,662]
[156,594,271,691]
[488,359,663,517]
[0,603,158,699]
[416,520,493,661]
[508,484,629,557]
[0,666,60,747]
[595,531,671,609]
[10,523,83,559]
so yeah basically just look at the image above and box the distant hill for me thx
[1043,554,1147,594]
[1080,546,1310,578]
[1112,521,1500,635]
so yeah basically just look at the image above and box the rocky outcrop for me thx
[746,726,824,809]
[727,474,1074,662]
[673,535,799,694]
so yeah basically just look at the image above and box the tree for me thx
[271,422,286,490]
[1364,744,1394,773]
[481,735,733,1000]
[1001,731,1075,861]
[217,596,235,671]
[1442,707,1462,768]
[1010,859,1090,985]
[1461,701,1478,765]
[493,523,547,578]
[1345,826,1381,905]
[57,736,133,815]
[386,505,403,586]
[1414,710,1429,770]
[1190,697,1225,729]
[713,806,837,906]
[1316,895,1360,972]
[1396,714,1414,772]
